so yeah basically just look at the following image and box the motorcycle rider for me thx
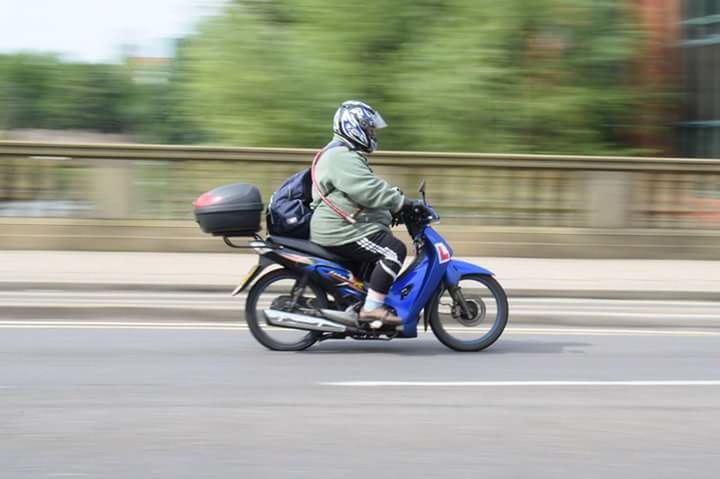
[311,100,425,326]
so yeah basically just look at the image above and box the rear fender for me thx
[232,255,274,296]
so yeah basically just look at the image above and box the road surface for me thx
[2,320,720,478]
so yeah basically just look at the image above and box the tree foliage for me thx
[178,0,648,153]
[1,0,657,154]
[0,53,199,143]
[0,54,133,132]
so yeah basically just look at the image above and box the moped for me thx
[230,181,509,352]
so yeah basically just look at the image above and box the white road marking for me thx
[322,380,720,387]
[508,311,720,319]
[0,325,243,330]
[503,327,720,337]
[0,321,719,337]
[46,474,90,478]
[0,320,239,327]
[0,320,245,330]
[0,305,266,313]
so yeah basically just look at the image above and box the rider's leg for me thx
[362,244,405,312]
[327,230,407,324]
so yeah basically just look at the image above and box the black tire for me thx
[429,274,509,352]
[245,269,326,351]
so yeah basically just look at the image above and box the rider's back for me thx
[310,138,404,247]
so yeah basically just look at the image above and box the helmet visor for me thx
[372,111,388,129]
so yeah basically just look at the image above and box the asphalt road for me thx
[2,321,720,478]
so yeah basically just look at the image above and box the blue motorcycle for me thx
[232,181,509,352]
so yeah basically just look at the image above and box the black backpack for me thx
[265,168,314,239]
[265,141,355,239]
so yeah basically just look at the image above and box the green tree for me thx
[43,62,135,132]
[0,54,135,133]
[0,52,201,143]
[0,0,656,154]
[178,0,650,154]
[0,54,58,130]
[178,0,449,147]
[391,0,643,153]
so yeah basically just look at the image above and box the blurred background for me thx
[4,4,720,478]
[1,0,719,257]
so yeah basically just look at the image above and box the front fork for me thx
[448,285,472,319]
[422,283,472,331]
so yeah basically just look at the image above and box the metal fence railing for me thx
[2,141,720,229]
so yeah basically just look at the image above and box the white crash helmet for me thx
[332,100,387,153]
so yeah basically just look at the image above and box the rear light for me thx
[193,192,222,208]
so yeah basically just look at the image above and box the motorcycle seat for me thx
[268,236,347,264]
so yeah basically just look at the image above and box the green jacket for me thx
[310,137,405,246]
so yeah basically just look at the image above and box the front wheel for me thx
[429,274,509,352]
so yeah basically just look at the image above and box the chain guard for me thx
[270,295,321,316]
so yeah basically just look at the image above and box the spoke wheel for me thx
[245,269,327,351]
[429,274,508,352]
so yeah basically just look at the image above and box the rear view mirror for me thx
[418,180,427,204]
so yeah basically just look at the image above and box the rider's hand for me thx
[391,200,406,227]
[391,214,402,227]
[401,199,432,221]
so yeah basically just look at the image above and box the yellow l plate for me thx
[232,264,260,296]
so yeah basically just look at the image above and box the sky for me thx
[0,0,226,62]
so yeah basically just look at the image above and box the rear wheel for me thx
[245,269,327,351]
[429,274,508,352]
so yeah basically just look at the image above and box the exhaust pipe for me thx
[320,308,358,326]
[263,309,347,333]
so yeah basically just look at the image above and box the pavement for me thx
[2,250,720,300]
[2,323,720,478]
[2,250,720,328]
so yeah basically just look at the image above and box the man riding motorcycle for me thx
[310,100,427,326]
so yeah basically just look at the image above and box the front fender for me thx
[444,259,494,288]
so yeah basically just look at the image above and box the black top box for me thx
[193,183,263,236]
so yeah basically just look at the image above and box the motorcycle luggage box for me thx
[193,183,263,236]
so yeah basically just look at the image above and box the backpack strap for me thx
[311,142,359,225]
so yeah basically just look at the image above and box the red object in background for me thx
[627,0,681,155]
[193,192,222,209]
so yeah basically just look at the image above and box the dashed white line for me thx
[46,473,90,478]
[503,327,720,337]
[322,380,720,387]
